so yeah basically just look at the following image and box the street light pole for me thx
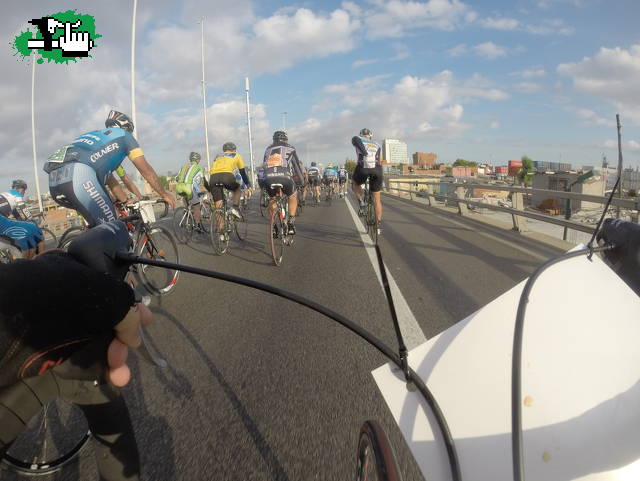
[200,17,211,174]
[616,114,623,219]
[131,0,138,130]
[244,77,255,183]
[31,59,43,212]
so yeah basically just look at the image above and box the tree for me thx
[345,160,357,176]
[159,176,170,190]
[453,158,478,167]
[518,155,534,186]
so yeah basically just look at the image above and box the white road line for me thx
[344,195,428,349]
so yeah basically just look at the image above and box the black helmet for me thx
[105,110,134,133]
[12,179,27,190]
[359,128,372,138]
[222,142,237,152]
[311,162,316,167]
[189,152,201,163]
[273,131,288,143]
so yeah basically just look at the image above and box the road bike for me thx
[359,178,378,245]
[210,185,248,255]
[268,184,294,266]
[0,235,22,264]
[259,188,269,217]
[324,181,335,205]
[26,212,57,246]
[173,192,212,244]
[296,184,305,216]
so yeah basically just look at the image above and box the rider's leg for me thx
[372,191,382,222]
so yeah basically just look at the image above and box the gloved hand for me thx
[597,218,640,296]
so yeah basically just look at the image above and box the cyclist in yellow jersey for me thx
[210,142,252,219]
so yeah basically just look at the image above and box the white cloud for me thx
[352,58,380,68]
[575,108,613,126]
[514,82,543,93]
[480,17,520,30]
[448,43,468,57]
[603,139,640,152]
[520,68,547,78]
[361,0,476,39]
[558,44,640,125]
[489,121,500,129]
[473,42,508,59]
[525,18,574,35]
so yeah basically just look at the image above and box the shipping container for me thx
[495,166,509,174]
[508,160,523,168]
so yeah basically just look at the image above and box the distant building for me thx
[451,167,478,178]
[532,171,604,213]
[508,160,523,177]
[412,152,437,168]
[495,166,508,175]
[382,139,408,165]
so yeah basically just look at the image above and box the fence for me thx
[384,177,640,236]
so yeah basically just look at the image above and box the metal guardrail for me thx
[383,179,640,235]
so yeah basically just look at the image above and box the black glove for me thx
[597,218,640,296]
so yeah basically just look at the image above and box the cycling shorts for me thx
[48,162,117,227]
[339,177,347,184]
[308,176,320,187]
[209,172,239,202]
[264,176,295,197]
[352,166,383,192]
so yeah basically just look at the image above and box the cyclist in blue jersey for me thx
[0,180,34,222]
[352,128,383,235]
[322,164,338,200]
[44,110,175,227]
[0,214,44,258]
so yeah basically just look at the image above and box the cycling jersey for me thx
[0,190,30,220]
[177,161,204,187]
[44,128,143,186]
[323,168,337,178]
[352,136,381,169]
[211,152,251,187]
[338,169,348,179]
[262,143,304,186]
[307,167,320,179]
[257,166,266,181]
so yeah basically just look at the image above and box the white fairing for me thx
[373,249,640,481]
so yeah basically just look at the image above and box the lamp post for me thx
[31,59,43,212]
[244,77,254,182]
[200,18,211,174]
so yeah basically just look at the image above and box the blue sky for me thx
[1,0,639,191]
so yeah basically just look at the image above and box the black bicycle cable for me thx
[511,168,621,481]
[115,251,462,481]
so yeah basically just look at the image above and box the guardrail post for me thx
[409,181,414,200]
[427,184,436,206]
[511,192,528,232]
[455,187,468,216]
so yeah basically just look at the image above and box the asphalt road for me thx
[1,192,564,481]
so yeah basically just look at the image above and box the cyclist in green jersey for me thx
[175,152,207,232]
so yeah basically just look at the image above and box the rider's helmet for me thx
[327,164,333,169]
[359,128,372,138]
[189,152,201,163]
[273,131,288,144]
[223,142,236,152]
[11,179,27,191]
[105,110,134,133]
[311,162,316,167]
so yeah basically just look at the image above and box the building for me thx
[532,171,604,213]
[508,160,523,177]
[495,166,508,175]
[451,167,478,178]
[412,152,437,168]
[382,139,408,165]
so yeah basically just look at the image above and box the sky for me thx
[1,0,639,193]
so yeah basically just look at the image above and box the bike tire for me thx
[356,420,403,481]
[211,208,229,255]
[367,200,378,245]
[269,208,285,266]
[57,227,84,251]
[2,400,91,476]
[39,227,57,246]
[136,226,180,296]
[172,207,193,244]
[235,210,248,241]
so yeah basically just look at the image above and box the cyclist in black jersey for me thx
[352,128,383,235]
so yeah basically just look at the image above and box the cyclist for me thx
[322,164,338,200]
[210,142,252,219]
[262,131,304,235]
[0,222,154,480]
[44,110,175,228]
[175,152,207,232]
[337,165,348,198]
[352,128,383,235]
[0,179,35,222]
[307,162,322,202]
[0,214,44,259]
[114,166,146,202]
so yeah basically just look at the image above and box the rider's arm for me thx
[118,169,144,199]
[106,174,129,203]
[597,219,640,296]
[352,136,366,156]
[129,154,172,202]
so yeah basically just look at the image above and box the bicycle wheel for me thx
[40,227,57,247]
[269,207,285,266]
[2,400,91,475]
[211,208,229,255]
[136,226,180,295]
[367,199,378,245]
[356,420,402,481]
[58,227,84,251]
[172,207,193,244]
[235,210,248,241]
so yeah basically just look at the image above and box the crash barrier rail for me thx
[383,178,640,235]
